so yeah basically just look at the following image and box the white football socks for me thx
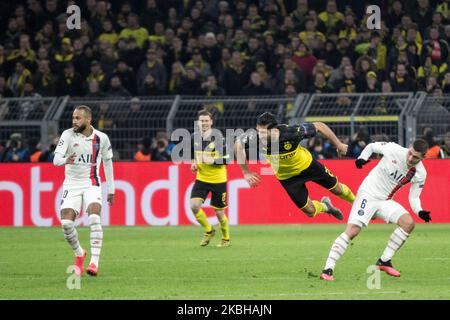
[88,214,103,267]
[61,219,84,257]
[324,232,350,270]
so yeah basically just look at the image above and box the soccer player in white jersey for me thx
[320,139,432,281]
[53,105,115,276]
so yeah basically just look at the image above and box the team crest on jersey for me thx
[93,143,100,151]
[358,209,365,216]
[284,142,292,150]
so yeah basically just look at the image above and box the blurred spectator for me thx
[308,136,335,159]
[334,65,357,93]
[151,134,171,161]
[118,13,149,48]
[7,61,32,96]
[292,41,317,79]
[390,63,417,92]
[223,51,250,95]
[441,132,450,158]
[348,131,370,158]
[185,47,212,78]
[422,127,442,158]
[107,75,131,97]
[32,59,55,96]
[29,138,42,162]
[309,71,333,93]
[134,137,152,161]
[243,72,272,95]
[113,59,136,95]
[55,62,84,96]
[137,48,167,94]
[96,102,116,131]
[39,136,58,162]
[200,75,226,96]
[86,60,106,91]
[1,133,30,162]
[178,66,202,95]
[0,73,13,98]
[318,0,344,34]
[364,71,380,93]
[86,81,105,98]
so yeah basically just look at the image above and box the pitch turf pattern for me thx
[1,225,450,300]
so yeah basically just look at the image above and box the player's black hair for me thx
[197,109,213,120]
[257,112,278,129]
[412,138,429,155]
[74,105,92,118]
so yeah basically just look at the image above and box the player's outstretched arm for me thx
[234,139,260,187]
[356,142,390,168]
[409,180,431,222]
[313,122,348,157]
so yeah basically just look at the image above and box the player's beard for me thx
[73,123,87,133]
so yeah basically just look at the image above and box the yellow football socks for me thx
[195,209,213,233]
[218,214,230,240]
[312,200,327,217]
[337,183,355,204]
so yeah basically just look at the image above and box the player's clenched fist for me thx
[244,171,261,188]
[418,210,432,223]
[355,158,370,169]
[337,143,348,157]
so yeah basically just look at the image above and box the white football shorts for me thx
[348,191,408,227]
[60,185,103,216]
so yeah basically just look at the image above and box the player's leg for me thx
[310,161,355,206]
[190,180,214,246]
[374,201,413,277]
[328,182,355,204]
[60,188,86,275]
[321,192,378,280]
[83,186,103,276]
[320,223,361,281]
[211,182,230,247]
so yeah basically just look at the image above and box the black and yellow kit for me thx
[240,123,338,208]
[190,130,229,209]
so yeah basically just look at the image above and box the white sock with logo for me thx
[61,219,84,257]
[324,232,350,270]
[88,214,103,267]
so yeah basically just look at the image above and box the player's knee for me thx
[191,204,201,214]
[330,183,342,195]
[87,203,101,215]
[301,205,315,217]
[399,215,415,233]
[346,224,361,239]
[215,210,224,219]
[60,209,76,220]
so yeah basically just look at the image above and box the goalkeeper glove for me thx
[355,158,370,169]
[418,210,432,223]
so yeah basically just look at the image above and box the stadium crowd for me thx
[1,0,450,160]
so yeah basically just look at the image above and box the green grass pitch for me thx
[1,224,450,299]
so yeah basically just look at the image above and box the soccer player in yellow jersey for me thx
[190,110,230,247]
[235,112,355,219]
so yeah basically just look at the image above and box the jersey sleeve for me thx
[298,123,317,139]
[409,169,427,214]
[54,130,71,157]
[358,142,396,160]
[101,135,114,160]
